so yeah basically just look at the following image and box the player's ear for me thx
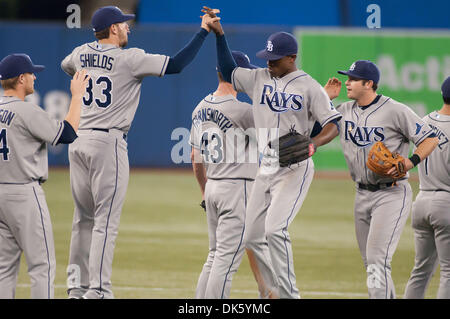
[110,24,118,36]
[18,74,25,85]
[364,80,373,90]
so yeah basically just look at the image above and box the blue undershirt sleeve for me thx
[310,118,340,138]
[165,28,209,74]
[215,33,237,83]
[56,120,78,144]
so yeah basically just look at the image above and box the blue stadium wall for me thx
[0,22,285,166]
[0,0,448,166]
[138,0,450,29]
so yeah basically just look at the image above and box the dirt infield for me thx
[127,167,419,181]
[50,166,419,181]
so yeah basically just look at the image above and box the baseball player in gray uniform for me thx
[404,76,450,299]
[61,6,219,299]
[204,9,342,299]
[0,54,89,298]
[190,51,258,299]
[324,60,438,299]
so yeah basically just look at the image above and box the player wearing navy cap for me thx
[61,6,219,299]
[203,7,342,299]
[325,60,438,298]
[404,76,450,299]
[191,50,258,299]
[91,6,136,33]
[0,54,89,298]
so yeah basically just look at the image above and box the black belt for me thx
[358,182,395,192]
[92,128,127,140]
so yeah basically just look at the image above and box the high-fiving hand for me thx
[201,6,223,35]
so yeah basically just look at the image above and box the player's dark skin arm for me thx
[311,122,339,148]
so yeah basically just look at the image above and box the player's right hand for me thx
[70,69,90,98]
[201,6,220,17]
[201,7,223,34]
[324,77,342,100]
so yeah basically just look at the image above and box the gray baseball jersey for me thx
[61,41,169,133]
[337,95,434,299]
[190,93,257,180]
[417,111,450,192]
[337,96,434,184]
[232,68,341,159]
[61,41,168,299]
[0,96,61,298]
[0,96,64,183]
[190,94,257,298]
[404,111,450,299]
[231,68,341,299]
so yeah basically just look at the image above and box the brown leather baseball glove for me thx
[366,141,407,179]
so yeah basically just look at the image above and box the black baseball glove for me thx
[200,200,206,212]
[270,128,316,167]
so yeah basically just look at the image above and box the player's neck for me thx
[3,89,26,101]
[277,66,298,79]
[213,82,237,97]
[98,38,120,47]
[357,91,378,107]
[438,104,450,115]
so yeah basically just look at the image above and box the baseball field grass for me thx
[14,169,440,299]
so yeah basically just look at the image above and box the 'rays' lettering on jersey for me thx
[428,123,449,150]
[0,109,15,126]
[80,54,114,71]
[193,107,233,133]
[259,84,303,113]
[344,120,385,147]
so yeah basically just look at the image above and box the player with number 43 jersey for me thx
[61,6,219,299]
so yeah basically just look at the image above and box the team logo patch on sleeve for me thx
[415,123,424,135]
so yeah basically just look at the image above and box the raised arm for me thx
[202,7,237,82]
[165,12,221,74]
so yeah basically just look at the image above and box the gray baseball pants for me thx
[243,158,314,299]
[67,129,129,299]
[354,180,412,299]
[0,182,55,299]
[404,190,450,299]
[196,178,253,299]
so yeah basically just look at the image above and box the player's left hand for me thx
[200,200,206,212]
[324,77,342,100]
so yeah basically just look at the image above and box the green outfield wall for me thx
[295,29,450,170]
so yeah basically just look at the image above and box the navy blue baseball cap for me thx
[217,51,258,73]
[91,6,135,32]
[0,54,45,80]
[442,76,450,99]
[338,60,380,84]
[256,32,298,61]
